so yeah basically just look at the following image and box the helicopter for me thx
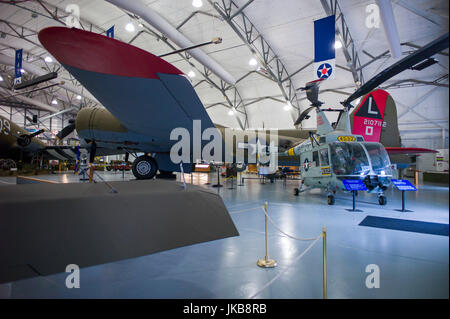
[283,32,448,205]
[285,79,392,205]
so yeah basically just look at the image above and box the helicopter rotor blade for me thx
[344,32,449,106]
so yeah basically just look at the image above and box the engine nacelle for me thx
[75,107,128,141]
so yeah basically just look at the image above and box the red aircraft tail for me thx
[350,89,436,155]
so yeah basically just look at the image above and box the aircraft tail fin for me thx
[316,109,334,135]
[350,89,401,147]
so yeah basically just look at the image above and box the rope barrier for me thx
[260,206,321,241]
[249,236,321,299]
[250,201,326,298]
[92,171,118,193]
[229,206,261,214]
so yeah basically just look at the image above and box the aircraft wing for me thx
[38,27,216,138]
[385,147,437,155]
[277,129,312,151]
[44,145,124,161]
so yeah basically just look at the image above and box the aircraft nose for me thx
[363,175,379,191]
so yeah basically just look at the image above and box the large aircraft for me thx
[0,113,47,167]
[6,27,442,182]
[0,112,125,168]
[35,26,316,179]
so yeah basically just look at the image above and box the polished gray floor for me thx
[0,171,448,298]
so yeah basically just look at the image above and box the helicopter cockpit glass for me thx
[363,143,392,176]
[329,142,370,176]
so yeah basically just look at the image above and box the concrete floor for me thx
[0,171,448,298]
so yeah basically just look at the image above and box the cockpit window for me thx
[364,143,392,176]
[319,148,329,166]
[329,142,370,175]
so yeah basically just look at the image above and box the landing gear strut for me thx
[378,194,387,206]
[132,155,158,179]
[327,194,335,205]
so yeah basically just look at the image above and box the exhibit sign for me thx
[391,179,417,191]
[342,179,368,191]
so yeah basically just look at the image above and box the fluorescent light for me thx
[44,56,53,63]
[192,0,203,8]
[187,70,196,78]
[76,95,82,100]
[125,22,135,32]
[334,40,342,49]
[51,99,58,105]
[283,101,292,111]
[249,58,258,66]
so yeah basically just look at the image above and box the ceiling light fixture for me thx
[187,70,196,78]
[0,75,3,81]
[334,40,342,49]
[51,99,58,105]
[125,22,135,32]
[228,108,235,116]
[76,95,82,100]
[20,68,25,73]
[283,101,292,111]
[192,0,203,8]
[249,58,258,66]
[44,56,53,63]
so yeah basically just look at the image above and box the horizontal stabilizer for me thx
[385,147,437,155]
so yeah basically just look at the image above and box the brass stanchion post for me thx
[89,164,94,183]
[322,226,327,299]
[257,201,277,268]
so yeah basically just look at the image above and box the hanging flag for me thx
[313,15,336,80]
[106,26,114,38]
[14,49,23,85]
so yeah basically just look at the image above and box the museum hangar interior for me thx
[0,0,448,299]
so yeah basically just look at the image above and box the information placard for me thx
[342,179,367,191]
[391,179,417,191]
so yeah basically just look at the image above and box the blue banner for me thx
[313,15,335,80]
[106,26,114,38]
[14,49,23,79]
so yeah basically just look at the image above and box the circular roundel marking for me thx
[316,63,333,79]
[304,158,310,171]
[136,160,151,176]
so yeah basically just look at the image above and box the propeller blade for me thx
[301,79,325,107]
[294,106,315,126]
[28,129,46,138]
[345,32,449,105]
[56,123,76,139]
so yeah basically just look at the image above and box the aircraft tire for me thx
[378,195,387,206]
[327,195,335,205]
[132,155,158,179]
